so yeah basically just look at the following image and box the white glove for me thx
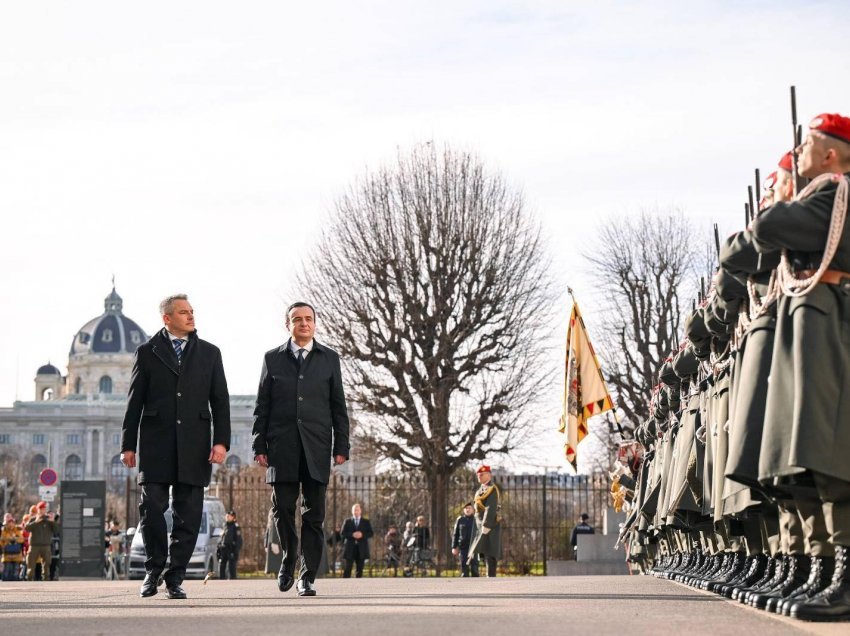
[271,543,280,555]
[481,527,491,535]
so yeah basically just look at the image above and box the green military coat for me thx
[720,231,780,490]
[753,176,850,483]
[468,479,502,559]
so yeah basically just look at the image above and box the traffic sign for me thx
[39,468,58,487]
[38,485,57,502]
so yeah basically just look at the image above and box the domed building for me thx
[66,287,148,398]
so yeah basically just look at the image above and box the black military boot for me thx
[700,552,733,590]
[762,554,810,612]
[790,546,850,622]
[706,552,744,592]
[778,555,834,616]
[730,554,768,600]
[696,554,726,588]
[751,555,790,608]
[739,556,778,604]
[709,553,747,594]
[721,554,765,598]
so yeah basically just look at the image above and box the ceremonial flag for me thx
[559,293,613,470]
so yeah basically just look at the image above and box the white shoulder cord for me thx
[777,173,849,297]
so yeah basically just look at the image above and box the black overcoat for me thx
[341,517,374,561]
[121,329,231,487]
[251,339,350,485]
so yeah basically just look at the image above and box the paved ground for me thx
[0,575,848,635]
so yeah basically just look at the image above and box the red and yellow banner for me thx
[560,296,613,469]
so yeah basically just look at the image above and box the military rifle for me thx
[790,86,808,195]
[748,186,755,221]
[754,169,761,210]
[713,223,720,259]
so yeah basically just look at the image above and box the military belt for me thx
[797,268,850,286]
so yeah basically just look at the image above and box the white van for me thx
[128,496,227,579]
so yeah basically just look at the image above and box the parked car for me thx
[128,496,227,580]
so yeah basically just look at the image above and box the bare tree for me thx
[297,144,556,561]
[585,209,700,434]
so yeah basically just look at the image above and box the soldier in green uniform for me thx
[752,113,850,621]
[468,465,502,577]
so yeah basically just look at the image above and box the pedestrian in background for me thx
[384,525,402,576]
[1,513,24,581]
[25,508,57,581]
[49,512,61,581]
[570,513,595,560]
[452,502,479,577]
[341,503,374,578]
[217,510,243,579]
[19,512,32,580]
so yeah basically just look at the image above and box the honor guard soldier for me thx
[752,112,850,622]
[468,465,502,577]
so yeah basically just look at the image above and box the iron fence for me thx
[126,469,610,576]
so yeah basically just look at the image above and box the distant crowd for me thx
[1,501,60,581]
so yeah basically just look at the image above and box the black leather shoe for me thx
[139,573,161,598]
[165,582,187,599]
[277,571,295,592]
[296,578,317,597]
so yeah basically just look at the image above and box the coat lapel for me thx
[150,329,179,376]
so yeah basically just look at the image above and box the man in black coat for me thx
[451,502,479,577]
[252,302,350,597]
[341,503,373,578]
[121,294,230,599]
[217,510,243,580]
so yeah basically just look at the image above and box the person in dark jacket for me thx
[341,503,374,578]
[570,513,595,559]
[121,294,231,600]
[252,302,351,597]
[452,502,479,577]
[25,510,57,581]
[218,510,243,579]
[384,525,402,576]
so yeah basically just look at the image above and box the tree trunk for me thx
[428,471,449,576]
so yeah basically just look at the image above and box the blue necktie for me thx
[173,338,185,364]
[296,348,305,368]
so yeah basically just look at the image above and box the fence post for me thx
[227,473,234,511]
[542,474,548,576]
[332,473,338,575]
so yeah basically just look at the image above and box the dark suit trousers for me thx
[343,555,365,578]
[139,482,203,582]
[272,453,327,582]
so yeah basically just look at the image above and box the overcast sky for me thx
[2,1,848,473]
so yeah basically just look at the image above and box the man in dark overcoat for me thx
[341,503,374,578]
[121,294,230,599]
[468,465,502,577]
[252,301,350,596]
[752,113,850,621]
